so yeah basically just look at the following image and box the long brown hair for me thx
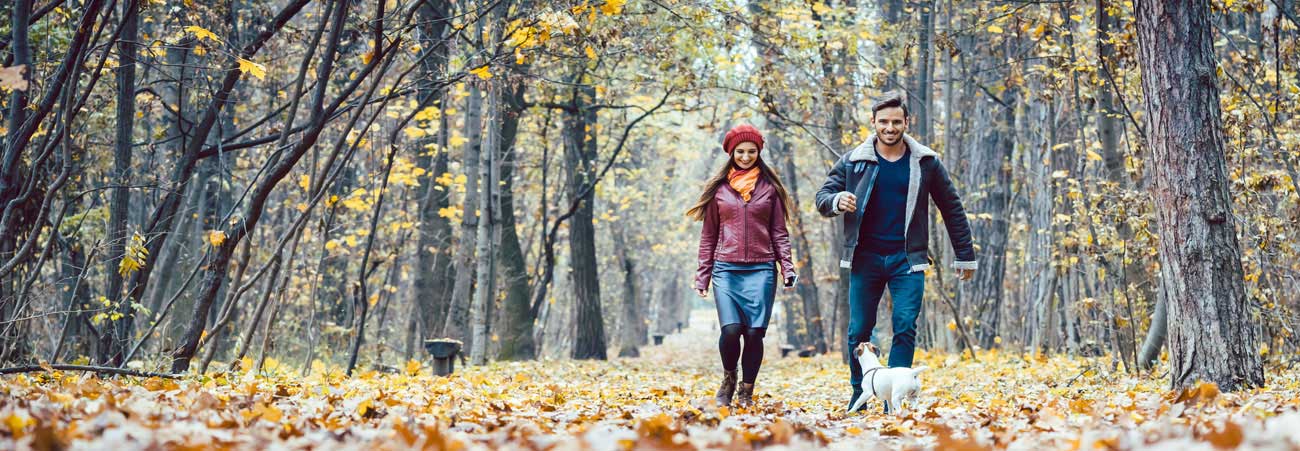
[686,156,795,222]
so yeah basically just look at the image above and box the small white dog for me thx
[847,342,928,416]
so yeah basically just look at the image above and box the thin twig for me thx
[0,364,181,378]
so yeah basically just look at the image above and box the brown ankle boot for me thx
[715,370,738,407]
[735,382,755,408]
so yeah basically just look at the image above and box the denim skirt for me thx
[712,261,777,328]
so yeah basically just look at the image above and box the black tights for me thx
[719,323,766,384]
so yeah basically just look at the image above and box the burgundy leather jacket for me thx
[695,176,797,291]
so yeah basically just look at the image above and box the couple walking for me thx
[689,92,978,411]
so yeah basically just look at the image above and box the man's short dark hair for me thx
[871,91,909,118]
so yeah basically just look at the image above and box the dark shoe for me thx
[846,386,865,413]
[735,382,755,408]
[715,370,738,407]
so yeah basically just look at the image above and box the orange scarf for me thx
[728,167,759,202]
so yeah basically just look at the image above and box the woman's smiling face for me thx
[732,141,759,169]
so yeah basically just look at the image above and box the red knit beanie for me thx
[722,124,764,154]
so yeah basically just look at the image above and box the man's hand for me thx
[957,268,975,281]
[837,192,858,213]
[696,288,708,298]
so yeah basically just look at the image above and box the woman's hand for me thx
[696,289,708,298]
[783,275,797,291]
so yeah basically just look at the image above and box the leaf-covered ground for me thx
[5,313,1300,450]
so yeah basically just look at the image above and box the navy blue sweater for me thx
[858,147,910,255]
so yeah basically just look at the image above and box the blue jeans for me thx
[847,250,925,388]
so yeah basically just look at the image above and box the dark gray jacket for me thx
[814,133,977,272]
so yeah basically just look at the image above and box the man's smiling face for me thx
[873,106,908,146]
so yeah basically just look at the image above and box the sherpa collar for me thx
[847,133,939,162]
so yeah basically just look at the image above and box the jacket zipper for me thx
[742,199,749,261]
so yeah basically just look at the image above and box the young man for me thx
[815,92,977,412]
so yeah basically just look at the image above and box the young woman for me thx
[688,124,797,408]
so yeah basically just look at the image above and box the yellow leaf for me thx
[4,413,32,438]
[1086,150,1104,161]
[404,359,422,376]
[237,58,266,80]
[403,126,426,140]
[599,0,626,15]
[207,229,227,247]
[987,25,1004,34]
[449,133,468,147]
[257,402,283,423]
[185,25,221,43]
[469,65,493,80]
[584,45,597,60]
[414,106,441,122]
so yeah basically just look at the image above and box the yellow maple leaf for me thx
[185,25,221,43]
[237,58,266,80]
[584,45,597,60]
[988,25,1004,34]
[469,65,493,80]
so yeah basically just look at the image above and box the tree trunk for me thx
[1137,279,1168,369]
[962,36,1017,347]
[496,77,536,360]
[101,0,140,365]
[442,69,484,346]
[1,0,33,240]
[566,79,607,360]
[1134,0,1263,391]
[495,0,538,361]
[409,0,455,344]
[912,0,934,141]
[469,79,499,365]
[614,224,641,358]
